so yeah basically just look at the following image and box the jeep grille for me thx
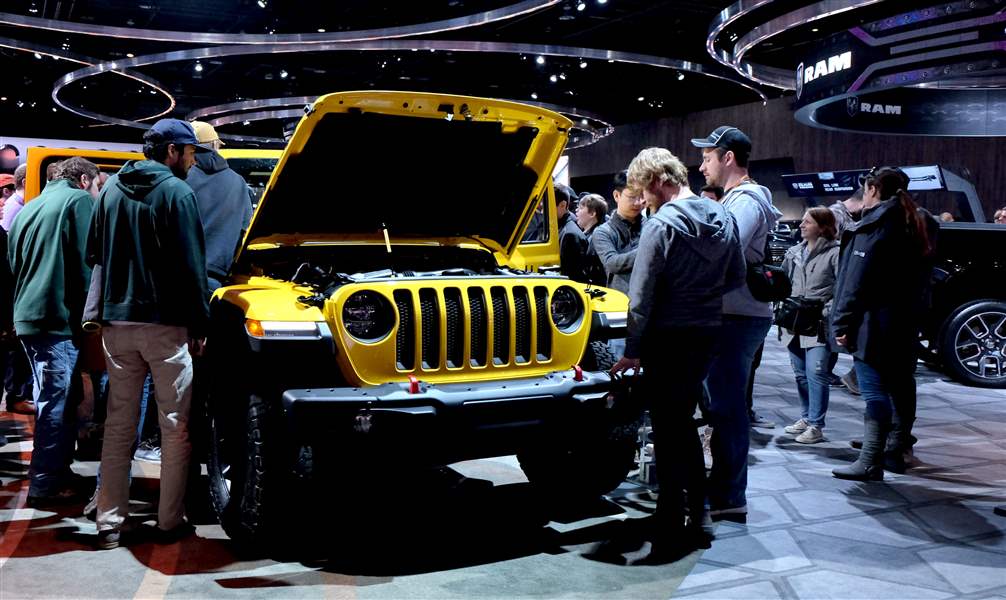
[396,284,554,373]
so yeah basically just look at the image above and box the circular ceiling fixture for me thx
[707,0,884,90]
[187,96,615,149]
[53,39,769,133]
[0,0,559,45]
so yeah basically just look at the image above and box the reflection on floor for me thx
[0,333,1004,599]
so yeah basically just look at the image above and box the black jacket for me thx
[829,198,937,368]
[558,212,589,283]
[85,160,210,338]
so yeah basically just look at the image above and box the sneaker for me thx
[97,529,121,550]
[133,441,161,464]
[6,398,36,415]
[795,426,824,444]
[709,505,747,523]
[827,374,845,388]
[840,371,860,395]
[784,418,810,434]
[749,413,775,429]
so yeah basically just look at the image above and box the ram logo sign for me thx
[799,51,853,86]
[847,97,902,116]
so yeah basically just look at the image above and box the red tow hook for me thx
[573,365,584,382]
[408,374,421,394]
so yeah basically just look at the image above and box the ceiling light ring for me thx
[53,39,768,130]
[0,1,560,45]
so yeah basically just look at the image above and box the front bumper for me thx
[281,369,618,462]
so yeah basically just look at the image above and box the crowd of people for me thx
[555,126,939,560]
[0,119,253,550]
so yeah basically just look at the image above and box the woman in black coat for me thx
[829,167,934,481]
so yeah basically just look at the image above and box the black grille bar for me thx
[513,287,531,364]
[534,287,551,361]
[468,288,488,367]
[394,290,415,371]
[444,288,463,369]
[490,287,510,366]
[419,289,440,370]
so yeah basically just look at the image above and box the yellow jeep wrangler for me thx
[202,91,633,543]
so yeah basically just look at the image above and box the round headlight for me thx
[342,291,394,341]
[550,286,584,331]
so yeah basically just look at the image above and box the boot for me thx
[833,416,886,481]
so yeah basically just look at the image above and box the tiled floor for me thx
[0,333,1004,599]
[674,336,1006,599]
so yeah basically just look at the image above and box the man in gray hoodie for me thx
[187,121,253,292]
[611,147,745,559]
[693,126,781,524]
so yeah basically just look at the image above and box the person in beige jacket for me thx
[779,207,840,444]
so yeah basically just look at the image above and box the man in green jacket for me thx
[8,156,100,505]
[89,119,210,549]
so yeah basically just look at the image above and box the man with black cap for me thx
[692,126,781,524]
[87,118,211,549]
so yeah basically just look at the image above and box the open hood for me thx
[241,91,571,260]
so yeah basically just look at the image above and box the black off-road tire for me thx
[518,430,639,502]
[581,340,618,372]
[939,299,1006,388]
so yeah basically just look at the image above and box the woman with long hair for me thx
[830,167,934,481]
[781,207,840,444]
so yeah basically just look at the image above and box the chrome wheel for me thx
[954,310,1006,380]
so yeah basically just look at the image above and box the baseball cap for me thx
[148,119,213,153]
[190,120,224,146]
[690,125,752,155]
[0,173,13,188]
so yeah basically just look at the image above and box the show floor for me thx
[1,333,1004,599]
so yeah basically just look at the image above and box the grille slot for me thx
[513,287,531,364]
[468,288,488,367]
[419,289,440,370]
[444,288,464,368]
[490,287,510,366]
[534,287,551,360]
[394,290,415,370]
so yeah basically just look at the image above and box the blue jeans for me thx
[705,315,772,510]
[854,358,915,425]
[788,339,831,428]
[21,334,79,497]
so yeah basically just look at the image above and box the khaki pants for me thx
[97,324,193,532]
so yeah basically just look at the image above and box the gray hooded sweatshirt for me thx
[625,194,746,359]
[721,181,782,318]
[186,151,254,281]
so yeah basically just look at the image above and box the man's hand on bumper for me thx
[610,356,640,376]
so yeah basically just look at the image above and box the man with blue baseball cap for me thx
[88,118,211,549]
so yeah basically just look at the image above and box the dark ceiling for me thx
[0,1,923,146]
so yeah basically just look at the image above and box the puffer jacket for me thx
[779,238,840,349]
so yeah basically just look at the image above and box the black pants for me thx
[745,342,764,418]
[641,325,720,533]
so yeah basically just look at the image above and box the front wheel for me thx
[939,299,1006,388]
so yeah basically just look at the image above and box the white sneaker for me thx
[784,418,810,434]
[133,441,162,464]
[795,426,824,444]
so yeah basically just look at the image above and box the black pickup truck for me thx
[782,165,1006,388]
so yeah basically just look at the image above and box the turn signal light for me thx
[245,319,265,338]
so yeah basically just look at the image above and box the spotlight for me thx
[317,28,326,32]
[257,0,267,7]
[126,53,134,58]
[531,92,538,99]
[598,0,607,3]
[194,62,203,72]
[677,72,685,81]
[581,119,588,125]
[279,69,289,79]
[811,28,819,32]
[559,72,566,80]
[536,55,545,65]
[243,120,251,126]
[549,74,558,83]
[637,96,644,101]
[580,61,587,69]
[0,97,5,101]
[51,107,57,112]
[577,1,586,10]
[33,52,42,59]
